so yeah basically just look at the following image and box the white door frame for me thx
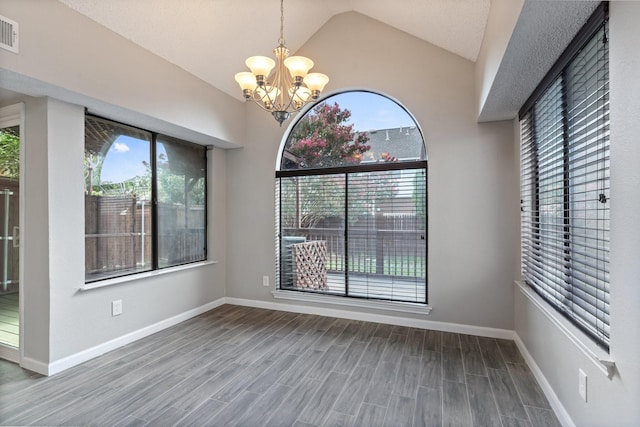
[0,102,25,364]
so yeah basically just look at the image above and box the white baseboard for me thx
[225,297,515,340]
[20,356,49,376]
[28,296,516,377]
[0,344,19,364]
[42,298,226,376]
[513,333,575,427]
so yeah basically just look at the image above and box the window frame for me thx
[84,114,209,284]
[519,3,610,350]
[275,90,428,305]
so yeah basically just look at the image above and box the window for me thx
[85,116,207,282]
[520,4,609,348]
[276,91,427,304]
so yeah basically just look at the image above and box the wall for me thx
[475,0,523,119]
[15,96,229,373]
[513,3,640,426]
[21,97,51,364]
[0,0,234,371]
[0,0,243,148]
[226,12,519,331]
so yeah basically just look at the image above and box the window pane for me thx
[156,136,207,268]
[85,117,152,281]
[279,174,346,294]
[281,92,425,170]
[348,169,426,303]
[0,125,20,299]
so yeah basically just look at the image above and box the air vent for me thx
[0,15,18,54]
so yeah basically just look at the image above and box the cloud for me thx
[113,142,130,153]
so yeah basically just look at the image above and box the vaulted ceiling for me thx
[57,0,491,101]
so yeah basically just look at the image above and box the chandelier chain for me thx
[279,0,285,46]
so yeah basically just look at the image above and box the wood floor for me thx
[0,293,19,348]
[0,304,560,427]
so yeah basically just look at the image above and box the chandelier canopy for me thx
[234,0,329,126]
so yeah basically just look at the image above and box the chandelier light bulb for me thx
[235,72,257,94]
[284,56,314,80]
[245,56,276,79]
[304,73,330,95]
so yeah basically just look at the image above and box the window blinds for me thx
[276,163,427,304]
[520,8,609,348]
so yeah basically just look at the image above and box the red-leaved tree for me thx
[281,103,400,228]
[286,102,370,168]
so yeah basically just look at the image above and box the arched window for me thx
[275,91,428,304]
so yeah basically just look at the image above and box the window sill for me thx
[80,260,218,291]
[515,280,615,379]
[272,289,431,315]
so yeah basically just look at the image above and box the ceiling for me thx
[57,0,491,101]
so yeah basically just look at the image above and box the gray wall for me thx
[226,12,520,330]
[513,3,640,426]
[0,0,233,370]
[0,0,243,148]
[17,95,229,369]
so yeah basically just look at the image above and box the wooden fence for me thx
[282,213,426,279]
[85,195,205,277]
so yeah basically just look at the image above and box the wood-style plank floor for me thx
[0,293,19,348]
[0,304,561,426]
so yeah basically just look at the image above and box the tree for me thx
[281,103,402,228]
[0,128,20,178]
[156,153,205,206]
[286,102,370,168]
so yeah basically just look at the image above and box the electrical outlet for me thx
[112,300,123,317]
[262,275,270,287]
[578,369,587,402]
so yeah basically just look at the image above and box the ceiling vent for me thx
[0,15,18,53]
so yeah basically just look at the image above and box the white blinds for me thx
[520,15,609,348]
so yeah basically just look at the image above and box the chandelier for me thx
[234,0,329,126]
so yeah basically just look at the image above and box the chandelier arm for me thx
[252,86,275,111]
[250,98,277,113]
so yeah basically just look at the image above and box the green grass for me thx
[327,255,425,278]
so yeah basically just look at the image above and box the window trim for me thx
[272,288,432,315]
[84,114,209,284]
[80,260,218,291]
[515,281,614,378]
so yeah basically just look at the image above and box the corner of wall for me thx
[475,0,524,119]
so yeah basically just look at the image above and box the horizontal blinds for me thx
[565,23,610,341]
[520,17,609,348]
[347,168,426,303]
[276,166,427,304]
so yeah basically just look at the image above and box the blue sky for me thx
[325,91,417,132]
[100,136,167,183]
